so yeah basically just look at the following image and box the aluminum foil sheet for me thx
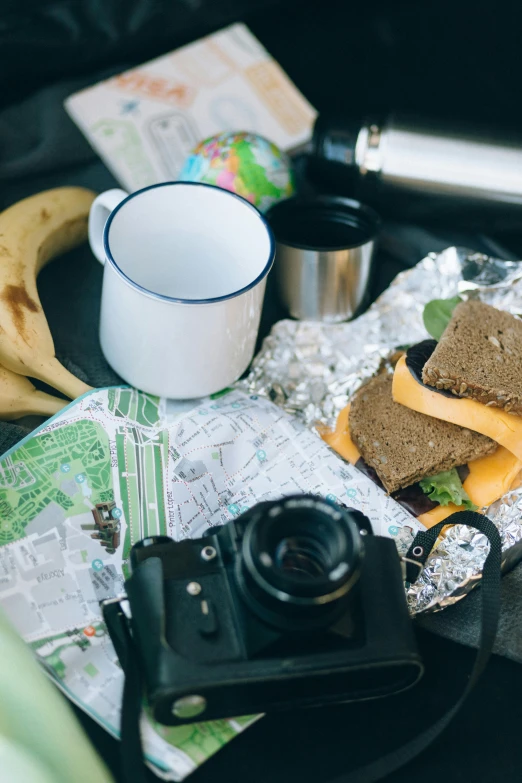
[239,247,522,614]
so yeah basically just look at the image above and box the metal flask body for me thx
[267,196,379,323]
[358,118,522,204]
[313,114,522,207]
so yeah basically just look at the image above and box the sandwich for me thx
[322,373,518,527]
[393,300,522,461]
[322,299,522,528]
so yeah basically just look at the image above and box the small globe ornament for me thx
[178,131,294,212]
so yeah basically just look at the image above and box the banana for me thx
[0,187,96,399]
[0,364,67,420]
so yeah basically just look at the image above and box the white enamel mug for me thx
[88,182,275,398]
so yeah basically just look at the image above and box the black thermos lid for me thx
[310,114,364,190]
[312,114,362,167]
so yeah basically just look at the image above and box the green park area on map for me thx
[152,716,257,766]
[0,388,165,552]
[108,388,169,561]
[116,425,169,562]
[107,388,161,427]
[0,420,112,544]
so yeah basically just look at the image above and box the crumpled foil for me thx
[239,247,522,614]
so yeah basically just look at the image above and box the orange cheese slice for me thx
[417,448,522,527]
[320,404,361,465]
[417,503,463,529]
[463,444,522,508]
[321,396,522,529]
[416,447,522,527]
[393,355,522,461]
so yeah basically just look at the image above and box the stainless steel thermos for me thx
[312,115,522,206]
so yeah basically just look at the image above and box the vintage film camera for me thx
[103,495,421,725]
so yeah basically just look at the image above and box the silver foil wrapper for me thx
[239,247,522,614]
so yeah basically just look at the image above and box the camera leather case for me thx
[105,497,423,726]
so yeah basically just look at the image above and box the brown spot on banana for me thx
[0,284,39,338]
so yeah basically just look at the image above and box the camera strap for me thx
[101,596,148,783]
[330,509,502,783]
[113,510,501,783]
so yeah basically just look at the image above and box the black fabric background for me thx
[1,0,522,780]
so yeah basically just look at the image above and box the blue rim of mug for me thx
[103,181,276,305]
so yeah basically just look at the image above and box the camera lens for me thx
[237,495,364,628]
[274,536,330,579]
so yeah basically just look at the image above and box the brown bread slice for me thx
[423,300,522,415]
[349,374,496,493]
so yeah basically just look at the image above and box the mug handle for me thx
[88,188,129,264]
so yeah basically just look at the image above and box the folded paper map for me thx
[0,388,417,779]
[65,23,316,192]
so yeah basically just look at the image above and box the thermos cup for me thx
[267,196,379,322]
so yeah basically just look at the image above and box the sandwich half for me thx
[322,373,522,528]
[349,375,496,493]
[423,300,522,413]
[393,301,522,460]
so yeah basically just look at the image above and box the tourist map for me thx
[0,387,417,778]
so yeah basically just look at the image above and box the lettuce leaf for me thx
[423,296,462,341]
[419,468,477,510]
